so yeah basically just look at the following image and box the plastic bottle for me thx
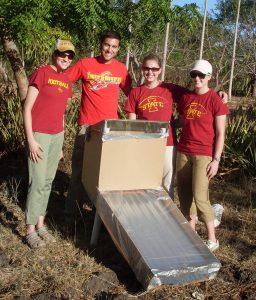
[212,204,224,227]
[195,204,224,227]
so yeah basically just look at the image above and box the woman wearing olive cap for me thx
[23,39,75,248]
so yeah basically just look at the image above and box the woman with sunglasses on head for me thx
[23,39,75,248]
[176,59,229,252]
[125,54,189,199]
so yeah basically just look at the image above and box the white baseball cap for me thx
[190,59,212,75]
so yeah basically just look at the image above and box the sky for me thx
[172,0,218,14]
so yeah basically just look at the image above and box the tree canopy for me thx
[0,0,255,96]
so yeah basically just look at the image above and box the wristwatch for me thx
[213,157,220,162]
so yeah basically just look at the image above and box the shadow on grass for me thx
[0,149,141,292]
[0,149,75,242]
[82,224,142,293]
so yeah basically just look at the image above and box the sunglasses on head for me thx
[142,66,161,72]
[57,51,74,60]
[190,71,207,79]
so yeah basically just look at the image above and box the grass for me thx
[0,94,255,299]
[0,144,255,299]
[0,180,107,299]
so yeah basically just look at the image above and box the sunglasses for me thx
[57,52,75,60]
[142,66,161,72]
[190,71,207,79]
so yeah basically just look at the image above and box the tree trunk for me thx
[161,22,170,81]
[126,23,132,70]
[228,0,241,100]
[0,18,28,101]
[199,0,208,59]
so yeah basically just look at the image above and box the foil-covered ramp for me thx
[94,189,221,289]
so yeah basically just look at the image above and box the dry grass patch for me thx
[0,151,255,299]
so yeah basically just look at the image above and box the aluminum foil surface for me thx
[94,189,221,289]
[86,119,170,142]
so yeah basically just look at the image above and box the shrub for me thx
[0,94,24,152]
[223,105,256,177]
[0,92,79,152]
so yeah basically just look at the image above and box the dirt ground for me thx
[0,143,255,299]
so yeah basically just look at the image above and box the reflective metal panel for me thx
[95,189,221,289]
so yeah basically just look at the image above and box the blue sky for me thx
[172,0,218,14]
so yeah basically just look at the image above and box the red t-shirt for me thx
[30,65,72,134]
[125,82,188,146]
[177,89,229,156]
[66,57,132,125]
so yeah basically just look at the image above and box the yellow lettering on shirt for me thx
[185,102,207,119]
[87,72,122,84]
[48,78,69,89]
[138,96,166,112]
[87,71,122,91]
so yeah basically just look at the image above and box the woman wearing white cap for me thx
[176,59,229,252]
[23,39,75,248]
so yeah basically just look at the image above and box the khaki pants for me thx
[176,152,214,223]
[25,131,64,225]
[65,125,89,216]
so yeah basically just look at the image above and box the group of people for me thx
[23,31,229,252]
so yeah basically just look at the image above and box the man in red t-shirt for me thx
[65,31,132,219]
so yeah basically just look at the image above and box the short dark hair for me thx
[142,54,162,68]
[100,31,121,44]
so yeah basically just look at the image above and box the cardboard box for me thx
[82,119,169,200]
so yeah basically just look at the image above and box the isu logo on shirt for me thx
[184,102,207,119]
[87,71,122,91]
[138,96,167,112]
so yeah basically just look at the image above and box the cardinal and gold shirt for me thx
[30,65,72,134]
[125,82,188,146]
[178,89,229,156]
[66,57,132,125]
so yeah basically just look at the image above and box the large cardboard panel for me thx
[98,138,165,191]
[82,131,102,200]
[82,120,168,200]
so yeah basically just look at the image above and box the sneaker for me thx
[205,239,219,252]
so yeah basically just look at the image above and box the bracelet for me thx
[213,157,220,162]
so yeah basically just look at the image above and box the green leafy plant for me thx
[65,97,79,135]
[0,92,24,151]
[223,105,256,176]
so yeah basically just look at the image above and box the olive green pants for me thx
[25,131,64,225]
[176,152,214,223]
